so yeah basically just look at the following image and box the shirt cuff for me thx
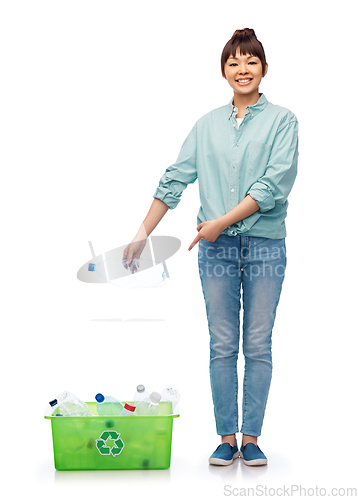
[153,186,180,209]
[248,185,275,213]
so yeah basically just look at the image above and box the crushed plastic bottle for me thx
[161,387,180,415]
[47,399,63,416]
[48,391,92,417]
[95,393,124,416]
[135,392,161,416]
[119,403,136,416]
[133,384,150,405]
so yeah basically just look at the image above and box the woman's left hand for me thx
[188,219,225,251]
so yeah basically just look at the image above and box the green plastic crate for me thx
[45,401,179,470]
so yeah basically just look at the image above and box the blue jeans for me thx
[198,234,287,437]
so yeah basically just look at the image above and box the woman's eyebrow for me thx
[229,55,258,60]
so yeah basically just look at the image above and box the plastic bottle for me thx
[95,393,124,416]
[46,399,62,416]
[147,392,161,415]
[48,391,92,417]
[161,387,180,415]
[133,384,150,405]
[119,403,136,416]
[135,392,161,416]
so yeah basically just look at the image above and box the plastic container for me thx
[45,401,179,470]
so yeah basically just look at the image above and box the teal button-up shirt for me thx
[153,93,299,238]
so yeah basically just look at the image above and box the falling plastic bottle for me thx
[95,393,124,416]
[133,384,150,405]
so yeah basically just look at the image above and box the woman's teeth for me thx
[236,78,252,85]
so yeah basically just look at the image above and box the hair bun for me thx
[232,28,256,38]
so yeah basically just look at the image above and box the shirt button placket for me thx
[232,117,241,235]
[229,115,240,235]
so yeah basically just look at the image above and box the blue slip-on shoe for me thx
[239,443,268,466]
[209,442,240,466]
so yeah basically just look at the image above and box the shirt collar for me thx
[227,92,268,120]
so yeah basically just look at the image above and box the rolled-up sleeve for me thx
[153,122,198,209]
[247,119,299,213]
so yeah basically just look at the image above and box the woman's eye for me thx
[229,62,257,66]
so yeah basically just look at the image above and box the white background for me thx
[1,0,357,498]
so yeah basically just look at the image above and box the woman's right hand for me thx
[122,238,147,274]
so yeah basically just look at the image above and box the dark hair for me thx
[221,28,267,78]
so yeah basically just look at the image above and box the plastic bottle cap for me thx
[137,384,145,393]
[49,399,58,407]
[95,393,105,403]
[124,403,136,412]
[150,392,161,404]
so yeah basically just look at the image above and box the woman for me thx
[123,28,299,467]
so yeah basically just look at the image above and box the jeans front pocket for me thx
[247,141,272,178]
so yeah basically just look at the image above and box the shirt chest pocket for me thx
[247,141,272,178]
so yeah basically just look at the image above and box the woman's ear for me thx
[263,63,268,77]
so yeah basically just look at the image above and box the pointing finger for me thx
[188,233,201,251]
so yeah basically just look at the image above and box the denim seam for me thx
[235,257,240,434]
[242,362,247,430]
[241,237,247,431]
[241,237,250,434]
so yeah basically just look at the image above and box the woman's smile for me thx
[236,78,253,85]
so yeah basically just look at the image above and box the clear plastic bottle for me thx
[95,393,124,416]
[119,403,136,416]
[135,392,161,416]
[147,392,161,415]
[133,384,150,405]
[46,399,62,416]
[47,391,92,417]
[161,387,180,415]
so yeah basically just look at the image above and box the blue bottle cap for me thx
[88,263,96,272]
[95,393,105,403]
[49,399,58,407]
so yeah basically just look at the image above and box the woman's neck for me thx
[233,91,261,118]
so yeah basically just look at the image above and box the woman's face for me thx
[224,50,268,97]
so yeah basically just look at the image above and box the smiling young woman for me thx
[123,28,299,468]
[221,29,268,118]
